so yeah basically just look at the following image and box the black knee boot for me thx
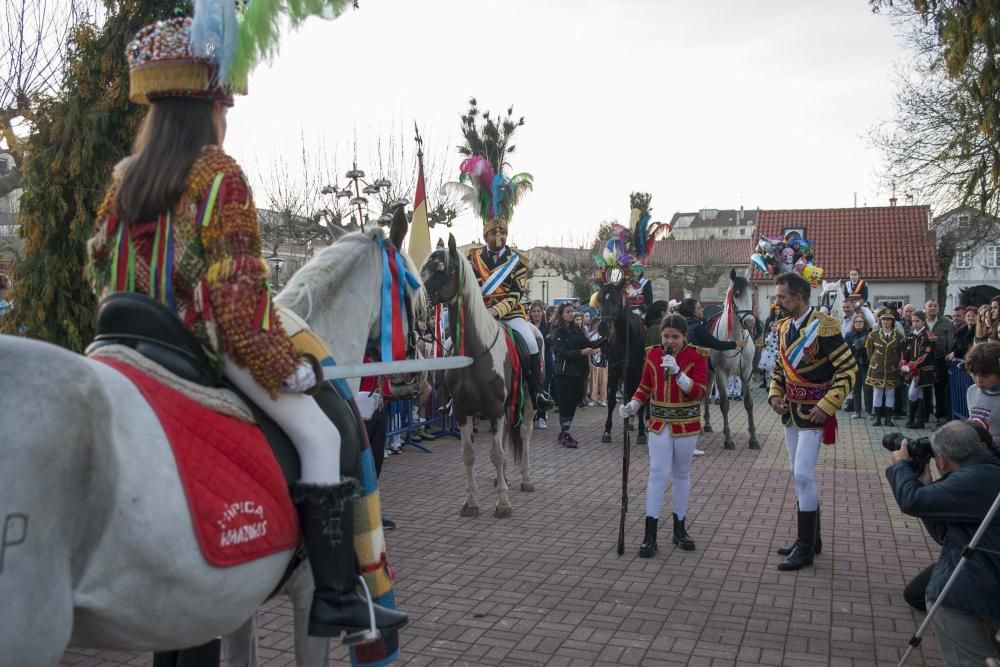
[912,399,926,429]
[883,407,895,427]
[294,480,408,640]
[639,516,658,558]
[777,504,821,555]
[905,401,918,429]
[873,406,883,427]
[527,353,554,411]
[672,513,695,551]
[778,510,817,571]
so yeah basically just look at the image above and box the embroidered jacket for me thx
[631,344,709,436]
[467,245,529,320]
[769,308,857,430]
[87,147,300,397]
[901,328,937,388]
[864,328,906,389]
[843,279,868,304]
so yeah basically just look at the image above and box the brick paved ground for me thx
[62,386,943,666]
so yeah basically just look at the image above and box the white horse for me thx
[703,270,760,450]
[819,279,841,315]
[419,235,537,518]
[0,227,421,667]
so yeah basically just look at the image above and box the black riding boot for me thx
[778,510,817,571]
[905,401,918,429]
[912,399,926,429]
[294,480,408,640]
[672,513,696,551]
[777,504,822,555]
[883,407,895,428]
[639,516,658,558]
[873,406,883,427]
[527,353,554,411]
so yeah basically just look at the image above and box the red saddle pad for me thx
[95,357,299,567]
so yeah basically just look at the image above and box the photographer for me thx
[886,421,1000,666]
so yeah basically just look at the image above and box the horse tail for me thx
[509,416,524,464]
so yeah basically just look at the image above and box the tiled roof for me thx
[670,208,757,229]
[647,238,754,267]
[751,206,940,282]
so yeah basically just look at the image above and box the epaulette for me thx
[186,147,243,194]
[816,312,841,336]
[689,344,710,358]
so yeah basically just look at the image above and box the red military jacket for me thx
[632,344,709,436]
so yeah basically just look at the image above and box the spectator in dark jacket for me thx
[676,298,747,355]
[845,314,871,419]
[549,302,599,448]
[947,306,978,362]
[529,301,553,430]
[886,421,1000,666]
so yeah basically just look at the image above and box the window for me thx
[783,227,806,239]
[958,214,970,228]
[739,228,747,236]
[987,245,1000,268]
[722,229,729,237]
[954,250,973,269]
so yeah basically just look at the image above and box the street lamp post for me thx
[267,254,285,291]
[321,161,404,233]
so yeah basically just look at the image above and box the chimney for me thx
[890,196,897,207]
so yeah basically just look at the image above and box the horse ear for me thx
[436,238,445,249]
[730,268,737,281]
[447,233,458,256]
[389,206,408,251]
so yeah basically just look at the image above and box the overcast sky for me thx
[226,0,909,250]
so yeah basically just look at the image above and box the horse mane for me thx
[731,275,750,300]
[455,251,500,347]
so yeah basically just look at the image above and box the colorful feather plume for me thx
[190,0,239,84]
[229,0,354,86]
[447,154,533,224]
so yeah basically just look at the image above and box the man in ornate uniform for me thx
[769,272,857,571]
[467,215,553,410]
[624,267,655,315]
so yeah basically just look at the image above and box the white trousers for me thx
[224,357,341,484]
[783,425,822,511]
[873,386,895,408]
[503,316,539,355]
[645,429,698,520]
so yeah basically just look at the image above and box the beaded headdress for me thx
[128,1,355,106]
[592,193,670,288]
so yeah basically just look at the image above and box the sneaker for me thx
[561,433,579,449]
[598,400,607,407]
[536,417,547,430]
[692,448,706,457]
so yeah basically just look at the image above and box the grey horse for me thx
[0,227,420,667]
[703,270,760,451]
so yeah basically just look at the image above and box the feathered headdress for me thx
[592,192,670,287]
[442,99,532,236]
[129,1,354,105]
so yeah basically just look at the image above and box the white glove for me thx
[900,365,911,374]
[618,399,640,418]
[676,371,693,394]
[661,354,680,375]
[283,360,317,393]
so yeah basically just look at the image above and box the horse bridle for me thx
[423,254,500,363]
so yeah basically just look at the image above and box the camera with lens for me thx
[883,432,933,474]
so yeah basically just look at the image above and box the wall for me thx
[526,266,577,304]
[754,280,933,312]
[945,246,1000,310]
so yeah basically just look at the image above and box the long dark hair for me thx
[552,302,580,331]
[115,98,220,222]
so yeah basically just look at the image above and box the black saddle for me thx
[87,293,362,484]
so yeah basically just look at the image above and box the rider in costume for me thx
[769,272,857,571]
[620,314,709,557]
[86,15,405,640]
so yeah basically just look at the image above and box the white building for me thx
[935,207,1000,311]
[669,207,757,241]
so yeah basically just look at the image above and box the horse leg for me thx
[718,369,735,450]
[744,371,760,450]
[458,417,480,517]
[491,418,513,518]
[603,367,618,443]
[702,374,714,432]
[519,420,534,492]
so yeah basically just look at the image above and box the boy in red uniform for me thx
[620,314,709,556]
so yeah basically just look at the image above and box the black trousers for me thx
[852,366,868,413]
[555,374,586,429]
[366,406,386,479]
[904,564,934,612]
[933,357,951,422]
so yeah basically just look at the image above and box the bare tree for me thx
[0,0,99,197]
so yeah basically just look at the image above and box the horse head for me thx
[420,234,461,307]
[597,280,625,322]
[818,278,841,315]
[728,268,755,330]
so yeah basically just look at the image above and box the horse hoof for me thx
[724,441,735,450]
[494,506,513,518]
[636,433,647,445]
[749,440,760,450]
[703,425,713,433]
[601,432,612,443]
[521,482,535,492]
[460,504,480,518]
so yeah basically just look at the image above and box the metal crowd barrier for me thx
[384,384,459,453]
[949,359,974,420]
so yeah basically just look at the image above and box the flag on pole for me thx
[407,156,432,268]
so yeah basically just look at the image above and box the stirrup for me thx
[339,575,380,646]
